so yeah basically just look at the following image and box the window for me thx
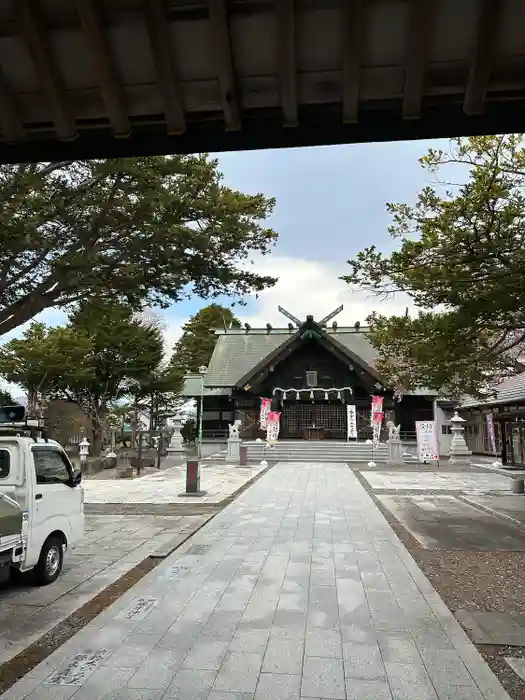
[0,450,10,479]
[32,448,71,485]
[441,426,452,435]
[306,371,318,387]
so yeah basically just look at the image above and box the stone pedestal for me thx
[167,416,184,453]
[225,438,241,464]
[448,411,472,464]
[387,438,403,465]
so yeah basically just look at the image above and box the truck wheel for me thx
[0,563,10,587]
[34,537,63,586]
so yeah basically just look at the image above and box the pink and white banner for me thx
[486,413,497,455]
[266,411,281,443]
[372,411,384,449]
[371,395,384,426]
[259,398,272,430]
[415,421,439,462]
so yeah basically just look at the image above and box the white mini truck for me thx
[0,406,84,586]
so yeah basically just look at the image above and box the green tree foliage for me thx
[0,301,166,454]
[169,304,241,376]
[342,135,525,397]
[0,156,278,338]
[0,389,17,405]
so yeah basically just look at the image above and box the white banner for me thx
[372,411,384,449]
[371,395,384,427]
[266,411,281,443]
[259,398,271,430]
[415,421,439,462]
[347,404,357,440]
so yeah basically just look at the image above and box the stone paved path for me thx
[0,515,210,666]
[1,462,510,700]
[83,462,265,510]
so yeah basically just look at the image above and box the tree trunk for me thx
[149,395,155,431]
[91,418,104,457]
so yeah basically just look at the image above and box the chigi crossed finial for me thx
[277,305,344,327]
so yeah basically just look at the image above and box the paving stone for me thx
[182,639,230,670]
[213,652,264,694]
[436,686,485,700]
[21,688,77,700]
[163,669,218,699]
[419,649,475,686]
[254,673,301,700]
[455,609,525,646]
[345,678,393,700]
[505,656,525,681]
[305,628,342,658]
[208,694,254,700]
[301,657,346,699]
[377,494,525,551]
[229,629,270,654]
[377,634,422,665]
[262,635,304,674]
[388,679,439,700]
[343,642,386,681]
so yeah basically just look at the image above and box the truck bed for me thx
[0,531,23,554]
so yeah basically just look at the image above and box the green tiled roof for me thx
[202,327,379,388]
[181,373,232,397]
[461,372,525,408]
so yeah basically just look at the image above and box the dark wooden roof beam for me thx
[0,70,24,142]
[403,0,433,120]
[278,0,298,127]
[76,0,131,137]
[463,0,504,116]
[208,0,241,131]
[342,0,362,123]
[18,0,77,141]
[144,0,186,135]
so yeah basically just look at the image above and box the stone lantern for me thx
[448,411,472,465]
[167,415,184,453]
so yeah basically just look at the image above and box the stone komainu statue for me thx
[386,421,401,440]
[228,419,242,439]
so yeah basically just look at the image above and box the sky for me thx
[1,137,448,396]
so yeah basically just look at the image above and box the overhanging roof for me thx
[0,0,524,163]
[181,372,232,397]
[203,326,379,388]
[461,373,525,409]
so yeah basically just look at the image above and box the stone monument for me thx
[386,421,403,464]
[167,415,185,453]
[448,411,472,464]
[226,419,242,464]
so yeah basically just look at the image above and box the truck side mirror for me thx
[70,469,82,487]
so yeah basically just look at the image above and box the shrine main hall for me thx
[182,306,445,442]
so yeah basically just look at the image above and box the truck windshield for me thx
[0,450,9,479]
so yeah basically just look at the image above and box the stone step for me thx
[244,442,388,463]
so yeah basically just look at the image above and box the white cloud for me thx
[236,255,413,328]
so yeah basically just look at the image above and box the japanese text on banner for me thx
[347,404,357,440]
[415,421,439,462]
[486,413,497,455]
[259,398,271,430]
[266,411,281,443]
[371,395,384,427]
[372,411,383,449]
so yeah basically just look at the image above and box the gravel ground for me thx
[352,466,525,700]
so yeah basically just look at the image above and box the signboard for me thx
[486,413,497,455]
[259,398,272,430]
[415,421,439,462]
[372,411,384,449]
[266,411,281,443]
[347,404,357,440]
[371,395,384,426]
